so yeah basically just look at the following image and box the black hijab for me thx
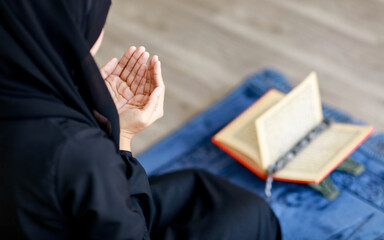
[0,0,119,149]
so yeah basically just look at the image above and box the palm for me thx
[100,46,164,135]
[120,94,150,116]
[106,75,149,111]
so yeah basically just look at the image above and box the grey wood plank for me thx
[96,0,384,153]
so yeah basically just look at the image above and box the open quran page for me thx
[214,89,284,167]
[274,123,374,182]
[256,72,323,170]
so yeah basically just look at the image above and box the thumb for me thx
[144,87,163,116]
[100,58,119,79]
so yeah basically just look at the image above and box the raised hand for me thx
[100,46,165,150]
[100,46,149,109]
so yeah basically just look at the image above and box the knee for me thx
[234,194,282,239]
[174,169,216,183]
[246,193,274,216]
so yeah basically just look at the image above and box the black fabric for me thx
[0,0,281,239]
[149,170,282,240]
[0,118,281,240]
[0,0,119,149]
[0,118,154,239]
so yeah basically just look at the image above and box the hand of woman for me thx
[100,46,165,150]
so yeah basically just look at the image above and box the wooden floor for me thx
[95,0,384,153]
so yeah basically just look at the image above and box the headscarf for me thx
[0,0,120,149]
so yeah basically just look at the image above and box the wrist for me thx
[119,130,135,151]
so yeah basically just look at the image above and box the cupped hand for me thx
[100,46,165,146]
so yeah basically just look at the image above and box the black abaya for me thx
[149,170,281,240]
[0,118,154,239]
[0,1,281,239]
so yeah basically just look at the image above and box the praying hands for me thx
[100,46,165,150]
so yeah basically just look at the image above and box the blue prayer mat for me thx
[138,69,384,240]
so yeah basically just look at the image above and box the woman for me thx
[0,0,281,239]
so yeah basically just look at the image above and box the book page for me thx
[256,72,323,170]
[274,123,374,182]
[214,90,285,165]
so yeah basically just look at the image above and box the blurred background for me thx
[95,0,384,153]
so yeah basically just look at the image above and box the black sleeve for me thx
[55,129,154,239]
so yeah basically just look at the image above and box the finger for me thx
[136,68,149,96]
[111,46,136,76]
[146,56,156,94]
[150,85,165,123]
[143,72,151,96]
[143,87,163,119]
[152,60,164,89]
[130,64,147,94]
[100,58,119,80]
[126,51,149,85]
[121,46,146,80]
[152,60,165,120]
[121,46,146,81]
[149,87,164,125]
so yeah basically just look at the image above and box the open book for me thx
[212,72,374,184]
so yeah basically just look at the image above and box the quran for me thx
[211,72,374,186]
